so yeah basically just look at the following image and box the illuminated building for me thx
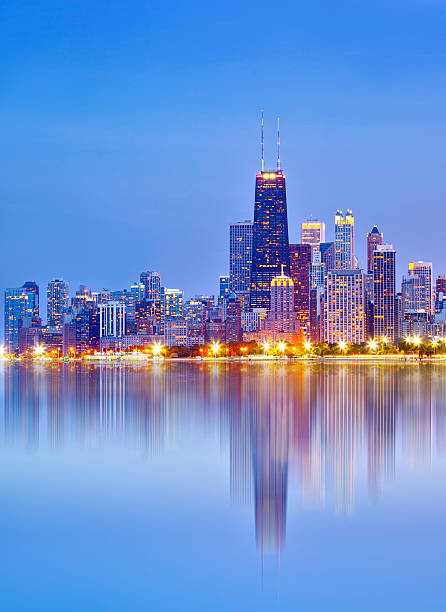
[22,281,39,318]
[47,279,69,330]
[323,269,366,343]
[4,285,35,352]
[367,225,383,274]
[140,271,161,301]
[160,287,183,321]
[164,317,188,347]
[334,210,355,270]
[134,299,161,335]
[402,261,433,317]
[259,266,300,341]
[225,292,242,343]
[184,299,206,346]
[435,275,446,305]
[99,301,126,342]
[130,282,146,304]
[250,170,289,310]
[71,285,95,311]
[219,275,230,305]
[373,245,396,341]
[229,221,253,294]
[320,241,336,272]
[301,219,325,254]
[310,249,325,290]
[289,243,311,330]
[242,308,267,332]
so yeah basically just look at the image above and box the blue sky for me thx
[1,0,446,305]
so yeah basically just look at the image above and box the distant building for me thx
[22,281,39,318]
[320,241,336,272]
[4,284,37,352]
[229,221,253,294]
[99,301,126,342]
[289,244,311,332]
[160,287,183,321]
[300,219,325,254]
[164,317,188,347]
[259,267,300,342]
[435,275,446,304]
[219,275,230,305]
[140,271,161,301]
[373,245,396,341]
[367,225,383,274]
[323,269,366,344]
[309,249,325,290]
[47,279,69,330]
[250,170,289,310]
[225,292,242,343]
[402,261,433,317]
[334,210,355,270]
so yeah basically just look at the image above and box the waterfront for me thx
[1,361,445,610]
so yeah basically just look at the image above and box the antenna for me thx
[277,116,281,171]
[261,110,265,172]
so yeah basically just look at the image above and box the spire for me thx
[261,110,265,172]
[277,116,281,171]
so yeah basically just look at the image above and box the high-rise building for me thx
[373,245,396,341]
[309,249,325,290]
[47,279,69,330]
[140,271,161,301]
[367,226,383,274]
[250,171,289,310]
[320,242,336,272]
[289,244,311,330]
[301,219,325,253]
[4,288,30,352]
[219,275,230,305]
[435,275,446,313]
[225,292,242,343]
[229,221,253,294]
[402,261,433,316]
[323,269,366,343]
[99,301,126,340]
[261,266,299,339]
[22,281,39,318]
[164,317,188,348]
[160,288,183,331]
[334,210,355,270]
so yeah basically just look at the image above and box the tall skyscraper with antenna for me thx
[250,115,290,310]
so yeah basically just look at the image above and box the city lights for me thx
[368,340,378,352]
[277,341,286,353]
[304,341,312,352]
[152,342,163,357]
[262,342,271,354]
[33,344,45,357]
[338,341,347,352]
[211,342,220,356]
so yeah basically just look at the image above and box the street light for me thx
[338,341,347,352]
[382,336,389,344]
[304,341,312,352]
[33,344,45,357]
[413,336,421,346]
[262,341,271,354]
[405,336,412,344]
[211,342,220,356]
[368,339,378,352]
[152,342,163,357]
[277,341,286,354]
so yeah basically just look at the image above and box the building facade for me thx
[229,221,253,294]
[300,219,325,253]
[99,301,126,340]
[250,171,290,310]
[140,271,161,301]
[323,269,366,344]
[47,279,69,330]
[367,225,383,274]
[373,245,396,341]
[289,243,311,331]
[334,210,355,270]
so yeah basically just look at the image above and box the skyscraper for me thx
[334,210,355,270]
[373,245,396,341]
[229,221,253,294]
[4,288,30,352]
[218,275,230,305]
[140,271,161,301]
[301,219,325,253]
[47,279,69,330]
[22,281,39,319]
[320,241,336,272]
[289,244,311,330]
[367,226,383,274]
[250,118,289,310]
[323,269,366,343]
[407,261,433,315]
[250,171,290,309]
[261,266,299,340]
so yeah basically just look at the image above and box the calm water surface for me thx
[1,361,445,611]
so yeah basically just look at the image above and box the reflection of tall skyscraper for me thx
[335,210,355,270]
[229,221,253,295]
[250,134,290,310]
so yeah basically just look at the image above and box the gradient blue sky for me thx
[1,0,446,305]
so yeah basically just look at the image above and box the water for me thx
[0,361,445,611]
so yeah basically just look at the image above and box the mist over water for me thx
[0,362,445,611]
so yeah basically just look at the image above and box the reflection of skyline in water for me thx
[1,362,445,556]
